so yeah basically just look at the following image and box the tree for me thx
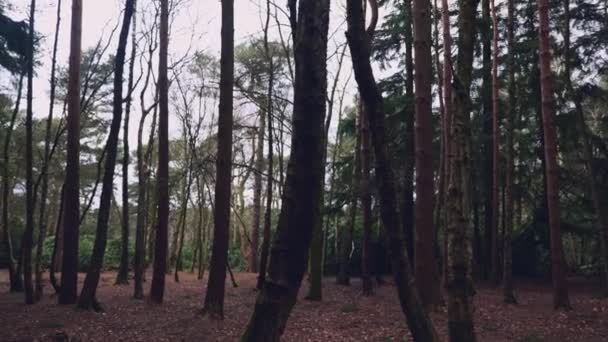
[202,0,234,319]
[502,0,517,304]
[537,0,571,310]
[445,0,479,339]
[150,0,169,304]
[240,0,330,339]
[21,0,36,305]
[77,0,136,311]
[34,0,62,302]
[59,0,83,305]
[413,0,442,308]
[346,0,440,340]
[490,0,501,286]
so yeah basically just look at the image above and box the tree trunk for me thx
[2,72,24,293]
[402,0,415,263]
[250,110,265,274]
[345,0,440,340]
[22,0,37,305]
[59,0,83,306]
[77,0,136,311]
[116,0,138,285]
[445,0,479,339]
[241,0,329,339]
[203,0,234,319]
[537,0,571,310]
[502,0,517,304]
[360,101,373,296]
[150,0,169,304]
[413,0,442,309]
[35,0,61,302]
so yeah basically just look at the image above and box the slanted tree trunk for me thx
[241,1,329,339]
[503,0,517,304]
[22,0,37,305]
[77,0,136,311]
[35,0,62,302]
[413,0,442,309]
[537,0,571,310]
[116,0,137,285]
[345,0,440,340]
[445,0,479,339]
[203,0,234,319]
[59,0,83,306]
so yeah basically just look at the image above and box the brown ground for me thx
[0,271,607,341]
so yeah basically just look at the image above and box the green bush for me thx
[42,235,133,272]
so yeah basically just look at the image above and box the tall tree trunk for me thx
[481,0,494,282]
[203,0,234,319]
[502,0,517,304]
[446,0,479,339]
[2,73,24,293]
[402,0,415,263]
[149,0,169,304]
[50,183,65,294]
[117,0,138,285]
[413,0,442,309]
[537,0,571,310]
[256,0,275,290]
[241,0,329,339]
[345,0,440,340]
[361,101,373,296]
[77,0,136,311]
[59,0,83,306]
[22,0,37,305]
[250,111,264,273]
[35,0,62,302]
[490,0,501,286]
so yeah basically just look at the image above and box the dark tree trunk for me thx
[50,184,65,294]
[345,0,440,340]
[502,0,517,304]
[35,0,62,302]
[77,0,136,311]
[250,110,264,274]
[361,101,373,296]
[446,0,480,339]
[241,0,329,339]
[256,1,275,290]
[59,0,83,306]
[116,1,137,285]
[537,0,571,310]
[22,0,37,305]
[2,73,24,293]
[402,0,415,263]
[413,0,442,309]
[203,0,234,319]
[490,0,501,286]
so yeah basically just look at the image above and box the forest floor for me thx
[1,271,607,341]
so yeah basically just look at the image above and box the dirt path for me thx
[0,271,607,341]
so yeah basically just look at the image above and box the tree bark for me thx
[150,0,169,304]
[203,0,234,319]
[59,0,83,306]
[345,0,440,340]
[35,0,61,302]
[22,0,37,305]
[413,0,442,309]
[77,0,136,311]
[250,110,264,273]
[361,101,373,296]
[446,0,479,339]
[537,0,571,310]
[241,0,329,339]
[502,0,517,304]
